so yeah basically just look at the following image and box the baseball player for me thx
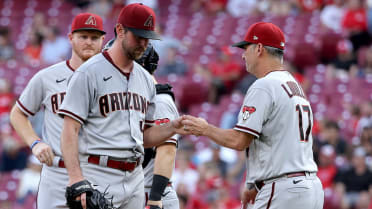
[9,13,106,209]
[181,22,324,209]
[58,4,185,209]
[103,38,180,209]
[135,44,180,209]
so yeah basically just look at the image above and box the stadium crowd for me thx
[0,0,371,209]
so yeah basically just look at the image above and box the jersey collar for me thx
[102,51,130,80]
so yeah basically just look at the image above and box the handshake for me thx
[172,115,210,137]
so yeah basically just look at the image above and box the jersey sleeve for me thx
[144,83,157,126]
[234,87,273,138]
[58,71,94,124]
[16,71,44,116]
[154,96,179,145]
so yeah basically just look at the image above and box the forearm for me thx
[153,144,177,178]
[61,117,83,184]
[204,125,249,151]
[10,106,40,146]
[143,123,175,148]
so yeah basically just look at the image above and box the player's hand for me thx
[171,116,189,135]
[146,200,162,209]
[241,187,257,209]
[32,142,55,166]
[181,115,209,136]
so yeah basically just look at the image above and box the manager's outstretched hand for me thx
[181,115,209,136]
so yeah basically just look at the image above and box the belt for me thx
[58,156,141,172]
[58,160,65,168]
[255,172,307,190]
[88,155,140,172]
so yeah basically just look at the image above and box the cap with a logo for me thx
[117,3,160,40]
[232,22,285,50]
[71,13,105,34]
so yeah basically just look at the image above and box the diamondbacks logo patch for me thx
[242,106,256,120]
[155,118,170,125]
[144,15,154,27]
[85,15,97,26]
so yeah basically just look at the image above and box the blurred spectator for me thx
[87,0,112,19]
[24,32,43,62]
[40,26,70,64]
[152,24,184,63]
[330,39,357,71]
[190,0,228,15]
[195,46,242,104]
[0,27,14,61]
[156,47,187,76]
[356,101,372,136]
[16,155,41,201]
[206,143,228,177]
[31,13,48,38]
[269,0,293,16]
[334,147,372,209]
[316,120,348,155]
[360,46,372,76]
[297,0,323,12]
[173,151,199,194]
[342,0,370,51]
[0,78,14,133]
[0,78,14,118]
[317,145,337,190]
[320,0,345,32]
[227,0,258,17]
[108,0,126,19]
[0,136,28,172]
[234,74,257,95]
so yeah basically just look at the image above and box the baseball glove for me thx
[135,43,159,75]
[65,180,116,209]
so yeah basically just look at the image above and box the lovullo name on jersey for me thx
[51,92,67,114]
[281,81,306,99]
[99,91,150,117]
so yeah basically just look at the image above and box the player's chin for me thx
[80,51,97,60]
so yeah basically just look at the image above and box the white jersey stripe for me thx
[16,100,35,116]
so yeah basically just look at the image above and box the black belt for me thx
[255,172,307,190]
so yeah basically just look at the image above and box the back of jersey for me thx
[235,71,318,181]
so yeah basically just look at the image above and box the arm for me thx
[10,105,54,166]
[147,143,177,207]
[143,117,186,148]
[60,116,84,185]
[182,115,254,151]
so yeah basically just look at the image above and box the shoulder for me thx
[32,61,69,79]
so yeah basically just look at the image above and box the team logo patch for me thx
[242,106,256,120]
[155,118,170,125]
[85,15,97,26]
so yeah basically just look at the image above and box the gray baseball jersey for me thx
[17,60,74,156]
[58,51,157,157]
[234,71,318,182]
[17,60,74,209]
[143,92,179,188]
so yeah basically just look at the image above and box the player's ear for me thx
[256,43,264,56]
[115,24,125,38]
[68,32,73,43]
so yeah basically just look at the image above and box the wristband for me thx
[149,174,169,201]
[30,139,41,150]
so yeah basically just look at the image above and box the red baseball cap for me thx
[117,3,161,40]
[232,22,285,50]
[71,13,105,35]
